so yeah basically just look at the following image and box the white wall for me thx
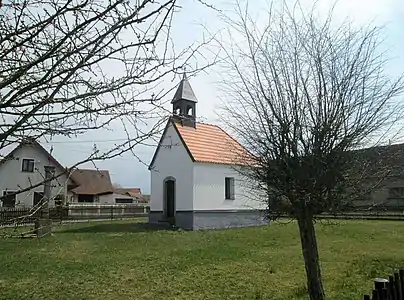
[0,144,72,207]
[193,163,266,211]
[99,194,114,204]
[150,122,194,211]
[112,193,132,202]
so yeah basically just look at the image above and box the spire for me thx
[171,73,198,104]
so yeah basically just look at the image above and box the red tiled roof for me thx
[173,120,250,165]
[114,188,141,196]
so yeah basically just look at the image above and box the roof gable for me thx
[148,119,195,170]
[0,139,68,174]
[149,117,252,168]
[347,142,404,178]
[69,169,113,195]
[114,187,142,196]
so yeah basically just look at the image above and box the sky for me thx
[29,0,404,194]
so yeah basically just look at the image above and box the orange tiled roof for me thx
[114,188,142,196]
[173,120,250,165]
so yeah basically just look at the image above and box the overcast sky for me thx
[36,0,404,194]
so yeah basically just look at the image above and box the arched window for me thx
[186,106,193,115]
[174,106,181,115]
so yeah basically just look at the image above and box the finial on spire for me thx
[182,66,187,80]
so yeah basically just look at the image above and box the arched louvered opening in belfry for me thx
[186,105,193,116]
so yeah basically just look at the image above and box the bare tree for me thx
[216,1,404,299]
[112,182,123,189]
[0,0,215,230]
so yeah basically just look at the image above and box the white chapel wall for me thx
[193,163,266,211]
[150,122,194,211]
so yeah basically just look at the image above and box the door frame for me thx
[163,177,176,224]
[33,191,45,207]
[2,190,17,208]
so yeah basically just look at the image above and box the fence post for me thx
[375,278,389,290]
[389,274,399,299]
[374,278,388,300]
[394,272,401,300]
[110,206,113,220]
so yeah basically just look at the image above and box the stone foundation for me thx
[148,209,268,230]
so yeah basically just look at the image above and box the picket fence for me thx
[0,204,150,226]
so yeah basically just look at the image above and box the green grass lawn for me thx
[0,219,403,300]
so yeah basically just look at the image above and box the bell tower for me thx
[171,73,197,128]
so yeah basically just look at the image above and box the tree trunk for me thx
[35,166,55,237]
[297,213,325,300]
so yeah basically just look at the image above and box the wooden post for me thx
[394,272,402,300]
[388,275,395,299]
[375,278,389,291]
[374,278,388,300]
[400,270,404,300]
[42,166,55,219]
[35,166,55,237]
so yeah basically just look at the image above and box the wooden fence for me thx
[277,211,404,221]
[0,204,150,226]
[364,270,404,300]
[2,207,404,226]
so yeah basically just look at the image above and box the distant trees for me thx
[218,1,404,299]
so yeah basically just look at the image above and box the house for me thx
[0,139,73,208]
[148,75,267,230]
[68,169,114,204]
[0,139,116,208]
[347,143,404,210]
[113,188,145,204]
[142,194,150,204]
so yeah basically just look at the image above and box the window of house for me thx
[33,192,44,206]
[54,194,64,206]
[225,177,235,200]
[388,187,404,198]
[21,158,35,172]
[115,198,133,204]
[359,190,372,201]
[78,194,94,203]
[2,191,17,208]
